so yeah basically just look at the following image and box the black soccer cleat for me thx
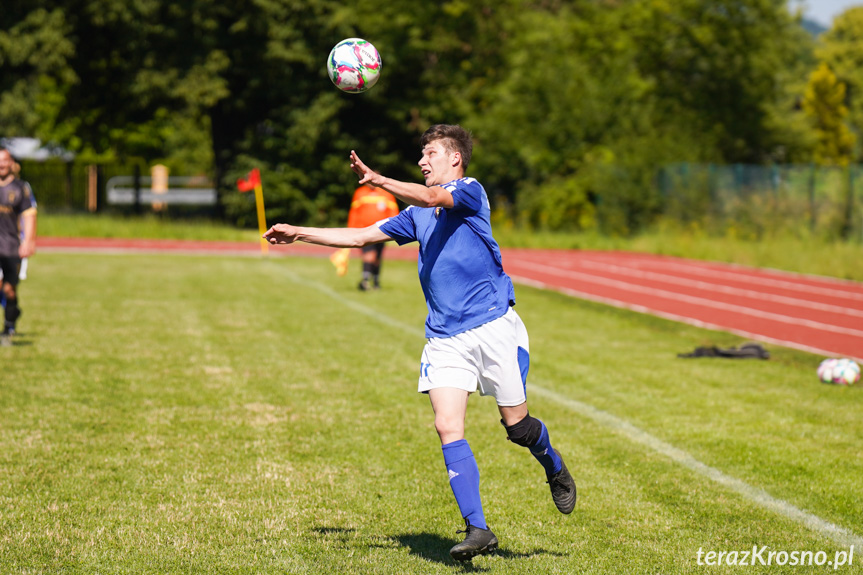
[449,519,498,562]
[547,449,577,514]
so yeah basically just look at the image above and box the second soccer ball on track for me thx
[327,38,382,94]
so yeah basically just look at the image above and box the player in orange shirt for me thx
[347,183,399,290]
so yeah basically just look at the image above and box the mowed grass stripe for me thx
[265,256,863,551]
[3,252,861,573]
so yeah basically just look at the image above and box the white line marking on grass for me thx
[275,263,863,550]
[272,265,419,335]
[529,385,863,550]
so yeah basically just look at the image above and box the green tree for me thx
[465,3,676,232]
[801,62,856,166]
[0,6,76,143]
[0,0,824,235]
[628,0,815,164]
[817,6,863,161]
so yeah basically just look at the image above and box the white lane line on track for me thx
[510,275,860,361]
[508,259,863,339]
[567,259,863,318]
[550,254,863,302]
[270,262,863,550]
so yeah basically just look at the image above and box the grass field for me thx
[2,249,862,574]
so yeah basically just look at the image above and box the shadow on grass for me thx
[313,526,355,538]
[312,525,563,568]
[0,330,34,347]
[393,532,563,568]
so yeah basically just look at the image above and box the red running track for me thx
[503,249,863,362]
[39,237,863,361]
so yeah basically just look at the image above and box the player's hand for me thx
[19,239,35,258]
[350,150,385,187]
[263,224,299,245]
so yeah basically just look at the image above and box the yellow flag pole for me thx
[254,180,269,255]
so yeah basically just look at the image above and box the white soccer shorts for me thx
[418,307,530,407]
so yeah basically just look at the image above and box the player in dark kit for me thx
[264,125,576,561]
[0,148,37,345]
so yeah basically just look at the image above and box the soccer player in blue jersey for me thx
[264,124,576,561]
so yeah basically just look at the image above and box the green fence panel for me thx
[657,163,861,241]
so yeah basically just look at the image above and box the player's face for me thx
[418,140,459,187]
[0,151,12,179]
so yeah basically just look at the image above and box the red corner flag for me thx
[236,167,269,255]
[237,168,260,192]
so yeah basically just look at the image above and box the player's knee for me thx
[434,414,464,442]
[503,414,542,448]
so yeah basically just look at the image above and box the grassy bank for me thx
[38,213,260,243]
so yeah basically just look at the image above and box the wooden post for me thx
[87,164,98,212]
[151,164,168,211]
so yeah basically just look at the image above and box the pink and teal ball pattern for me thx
[327,38,382,93]
[818,357,861,385]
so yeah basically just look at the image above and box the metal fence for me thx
[18,160,218,217]
[658,164,862,241]
[20,160,132,211]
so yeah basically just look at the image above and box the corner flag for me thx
[237,168,260,192]
[237,168,268,254]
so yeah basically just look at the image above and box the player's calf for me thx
[503,413,559,472]
[503,414,577,514]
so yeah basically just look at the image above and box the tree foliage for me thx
[0,0,838,233]
[816,6,863,161]
[628,0,816,164]
[802,63,856,166]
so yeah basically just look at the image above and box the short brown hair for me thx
[421,124,473,171]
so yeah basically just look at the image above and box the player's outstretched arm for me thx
[263,222,390,248]
[20,209,36,258]
[350,150,453,209]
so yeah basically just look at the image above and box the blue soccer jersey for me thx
[379,177,515,338]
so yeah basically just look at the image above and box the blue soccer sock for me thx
[442,439,487,530]
[530,420,562,476]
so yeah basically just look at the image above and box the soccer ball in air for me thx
[327,38,381,93]
[818,358,861,385]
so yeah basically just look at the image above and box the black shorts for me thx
[361,243,384,257]
[0,256,21,286]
